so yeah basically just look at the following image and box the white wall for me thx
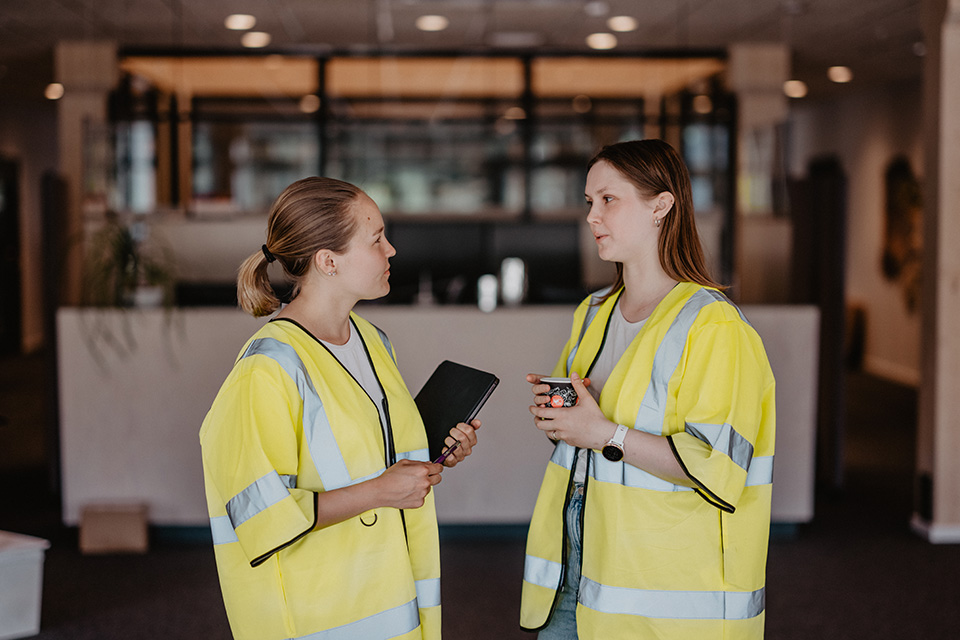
[789,81,924,386]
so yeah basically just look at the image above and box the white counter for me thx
[57,304,818,526]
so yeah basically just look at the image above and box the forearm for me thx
[621,429,693,487]
[312,478,382,530]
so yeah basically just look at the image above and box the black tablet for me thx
[414,360,499,462]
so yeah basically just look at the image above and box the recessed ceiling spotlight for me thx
[827,66,853,83]
[225,14,256,31]
[416,15,449,32]
[586,33,617,50]
[607,16,638,32]
[584,1,610,18]
[692,95,713,114]
[241,31,271,48]
[504,106,527,120]
[44,83,64,100]
[299,95,321,114]
[783,79,808,98]
[913,41,927,57]
[572,95,592,114]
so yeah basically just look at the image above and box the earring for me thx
[327,271,337,276]
[654,218,661,228]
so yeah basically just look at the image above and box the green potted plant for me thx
[83,211,175,308]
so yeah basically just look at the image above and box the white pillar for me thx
[725,42,792,303]
[54,40,117,305]
[913,0,960,543]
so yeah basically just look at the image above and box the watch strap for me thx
[609,423,629,446]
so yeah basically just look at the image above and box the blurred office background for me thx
[1,0,959,638]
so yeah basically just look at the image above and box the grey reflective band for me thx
[279,474,297,489]
[634,288,716,435]
[523,554,563,591]
[226,470,293,529]
[579,577,764,620]
[566,287,611,373]
[372,324,397,366]
[415,578,441,608]
[293,597,420,640]
[549,440,578,470]
[702,288,751,325]
[685,422,755,472]
[210,515,239,545]
[396,448,430,463]
[745,455,774,486]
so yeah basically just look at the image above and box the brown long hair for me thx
[237,177,363,317]
[588,139,723,302]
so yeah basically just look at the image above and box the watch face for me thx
[602,444,624,462]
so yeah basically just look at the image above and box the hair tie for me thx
[261,244,276,263]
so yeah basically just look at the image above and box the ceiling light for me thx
[607,16,638,32]
[487,31,544,48]
[913,41,927,57]
[241,32,271,48]
[44,83,64,100]
[783,79,808,98]
[299,95,321,114]
[586,33,617,50]
[827,66,853,83]
[584,1,610,18]
[692,95,713,114]
[504,106,526,120]
[572,95,592,114]
[225,14,256,31]
[416,15,449,32]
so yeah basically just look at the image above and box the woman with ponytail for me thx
[520,140,776,639]
[201,177,478,640]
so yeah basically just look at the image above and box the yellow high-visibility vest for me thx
[201,314,440,640]
[521,283,776,639]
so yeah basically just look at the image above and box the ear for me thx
[655,192,675,216]
[313,249,338,275]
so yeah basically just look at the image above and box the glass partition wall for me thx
[96,52,735,304]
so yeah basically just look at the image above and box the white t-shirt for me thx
[573,300,646,484]
[321,323,390,457]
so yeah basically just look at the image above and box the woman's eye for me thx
[603,196,614,203]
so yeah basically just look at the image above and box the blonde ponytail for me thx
[237,250,280,317]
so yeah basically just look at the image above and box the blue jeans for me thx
[538,484,584,640]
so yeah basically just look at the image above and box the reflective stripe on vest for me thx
[294,597,420,640]
[579,577,765,621]
[225,471,299,529]
[566,287,611,373]
[415,578,441,608]
[634,288,716,435]
[240,337,383,492]
[372,324,397,366]
[524,558,764,621]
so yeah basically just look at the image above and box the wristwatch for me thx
[602,424,629,462]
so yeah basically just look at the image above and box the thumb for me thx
[570,372,589,395]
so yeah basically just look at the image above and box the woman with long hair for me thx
[200,177,478,640]
[521,140,776,639]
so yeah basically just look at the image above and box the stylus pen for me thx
[433,438,461,464]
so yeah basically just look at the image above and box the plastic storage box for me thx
[0,531,50,640]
